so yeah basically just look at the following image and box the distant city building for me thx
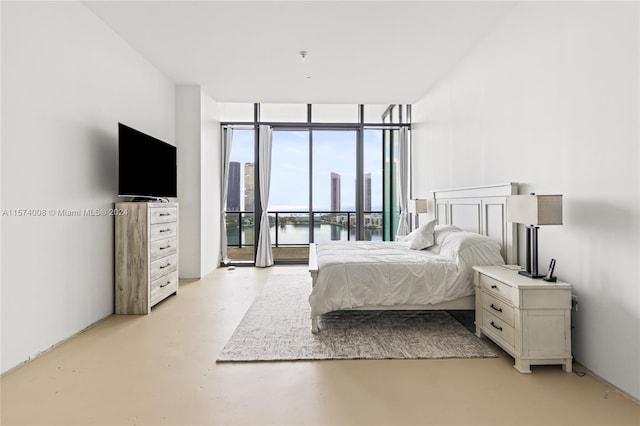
[350,214,382,229]
[364,173,372,212]
[330,172,341,212]
[227,161,240,211]
[244,162,255,211]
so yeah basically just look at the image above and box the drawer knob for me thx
[490,304,503,313]
[159,244,171,250]
[160,281,171,288]
[160,263,171,269]
[490,321,503,331]
[159,228,171,233]
[491,285,498,289]
[159,213,171,216]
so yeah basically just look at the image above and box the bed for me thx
[308,183,518,333]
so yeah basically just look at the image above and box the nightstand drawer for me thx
[481,290,515,326]
[483,310,515,348]
[480,274,513,303]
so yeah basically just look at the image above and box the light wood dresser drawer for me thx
[150,222,177,241]
[150,237,177,261]
[151,271,178,305]
[150,254,177,281]
[481,290,515,326]
[149,207,178,224]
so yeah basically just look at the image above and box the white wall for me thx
[200,96,222,276]
[176,86,203,278]
[176,86,221,279]
[1,2,175,373]
[412,2,639,399]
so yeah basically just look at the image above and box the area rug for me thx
[217,274,497,362]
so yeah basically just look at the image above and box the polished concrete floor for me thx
[2,266,639,425]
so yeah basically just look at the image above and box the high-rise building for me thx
[227,161,240,211]
[364,173,372,212]
[244,162,255,211]
[330,172,341,212]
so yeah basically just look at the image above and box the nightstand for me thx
[473,265,572,373]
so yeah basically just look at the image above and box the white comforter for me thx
[308,229,505,317]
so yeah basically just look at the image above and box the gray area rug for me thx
[217,274,497,362]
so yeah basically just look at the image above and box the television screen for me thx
[118,123,177,199]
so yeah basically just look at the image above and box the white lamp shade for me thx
[409,199,429,214]
[506,195,563,225]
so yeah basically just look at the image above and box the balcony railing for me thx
[225,210,384,249]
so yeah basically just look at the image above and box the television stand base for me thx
[130,196,170,203]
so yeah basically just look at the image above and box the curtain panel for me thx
[255,125,274,267]
[220,127,234,264]
[396,126,410,238]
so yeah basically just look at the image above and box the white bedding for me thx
[308,227,505,317]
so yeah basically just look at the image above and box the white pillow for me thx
[438,230,504,266]
[405,219,437,250]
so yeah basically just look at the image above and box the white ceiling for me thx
[85,1,516,104]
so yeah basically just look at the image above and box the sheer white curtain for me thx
[220,127,233,264]
[396,126,410,238]
[255,125,274,267]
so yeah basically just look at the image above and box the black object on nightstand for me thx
[543,258,557,282]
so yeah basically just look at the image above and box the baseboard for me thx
[573,358,640,404]
[0,314,112,377]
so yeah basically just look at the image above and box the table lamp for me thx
[409,199,429,228]
[506,194,562,278]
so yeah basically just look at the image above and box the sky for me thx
[229,129,383,212]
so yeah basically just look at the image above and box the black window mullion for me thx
[308,128,314,244]
[356,105,364,240]
[253,103,261,263]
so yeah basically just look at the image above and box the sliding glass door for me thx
[221,103,410,265]
[265,129,380,260]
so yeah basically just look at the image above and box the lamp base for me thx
[518,270,545,279]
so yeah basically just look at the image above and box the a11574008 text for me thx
[2,208,129,217]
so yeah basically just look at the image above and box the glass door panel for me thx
[225,129,255,262]
[363,130,384,241]
[312,130,357,243]
[269,130,309,260]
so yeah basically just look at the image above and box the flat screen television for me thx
[118,123,177,199]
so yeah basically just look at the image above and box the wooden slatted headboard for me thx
[431,183,518,265]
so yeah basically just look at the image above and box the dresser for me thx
[115,202,178,314]
[473,265,572,373]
